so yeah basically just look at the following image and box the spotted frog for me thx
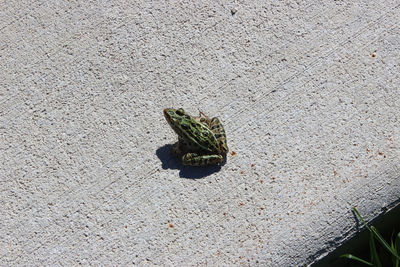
[163,108,229,166]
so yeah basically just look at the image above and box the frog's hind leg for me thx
[182,153,223,166]
[210,117,229,153]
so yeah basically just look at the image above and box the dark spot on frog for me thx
[190,122,198,129]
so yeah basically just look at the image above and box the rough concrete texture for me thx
[1,0,399,266]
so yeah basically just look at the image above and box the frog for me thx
[163,108,229,166]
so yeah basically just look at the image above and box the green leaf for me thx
[341,254,373,266]
[396,232,400,254]
[393,232,400,267]
[352,208,400,261]
[392,233,397,267]
[369,231,382,267]
[371,226,400,260]
[353,207,372,231]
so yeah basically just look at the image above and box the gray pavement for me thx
[1,0,400,266]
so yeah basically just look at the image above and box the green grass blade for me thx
[392,234,397,267]
[353,207,372,231]
[371,226,400,260]
[396,232,400,254]
[394,232,400,267]
[341,254,373,266]
[369,231,382,267]
[353,208,400,261]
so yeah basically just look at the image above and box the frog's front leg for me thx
[210,117,229,153]
[182,153,223,166]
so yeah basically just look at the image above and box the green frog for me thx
[163,108,229,166]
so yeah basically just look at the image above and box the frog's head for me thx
[163,108,192,136]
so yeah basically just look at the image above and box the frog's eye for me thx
[176,108,184,115]
[168,110,175,115]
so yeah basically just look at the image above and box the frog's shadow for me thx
[156,143,224,179]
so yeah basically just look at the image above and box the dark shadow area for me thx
[156,143,225,179]
[311,202,400,267]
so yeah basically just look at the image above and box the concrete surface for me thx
[1,0,399,266]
